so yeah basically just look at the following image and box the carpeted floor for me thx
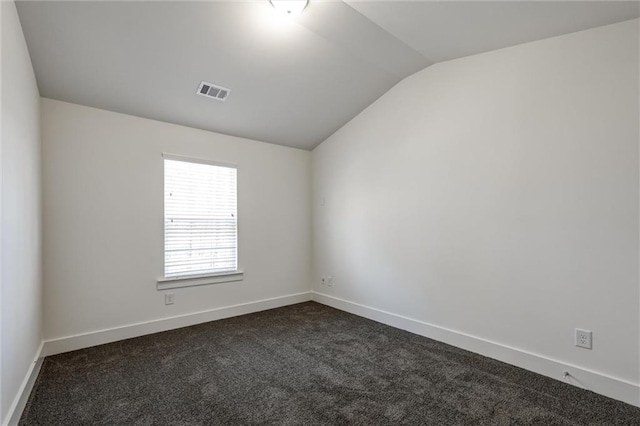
[20,302,640,425]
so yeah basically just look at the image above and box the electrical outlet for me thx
[327,276,333,287]
[321,276,326,285]
[575,329,592,349]
[165,293,174,305]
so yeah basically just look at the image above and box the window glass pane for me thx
[164,158,237,278]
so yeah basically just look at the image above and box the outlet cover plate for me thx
[165,293,174,305]
[575,328,592,349]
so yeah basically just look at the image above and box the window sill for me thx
[157,270,244,290]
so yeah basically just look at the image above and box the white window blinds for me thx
[164,157,237,278]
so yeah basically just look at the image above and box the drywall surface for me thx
[1,1,42,422]
[313,19,639,393]
[41,99,311,341]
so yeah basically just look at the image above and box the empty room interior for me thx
[2,0,640,424]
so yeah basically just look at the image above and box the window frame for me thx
[157,153,243,290]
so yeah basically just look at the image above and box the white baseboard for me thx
[312,291,640,407]
[3,342,44,426]
[43,292,313,357]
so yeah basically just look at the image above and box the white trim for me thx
[42,292,313,357]
[312,292,640,407]
[157,270,244,290]
[3,342,44,426]
[162,152,237,169]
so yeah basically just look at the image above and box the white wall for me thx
[313,19,639,400]
[41,99,311,341]
[0,1,43,423]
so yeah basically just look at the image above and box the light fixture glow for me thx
[269,0,309,17]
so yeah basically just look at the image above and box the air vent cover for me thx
[196,81,231,101]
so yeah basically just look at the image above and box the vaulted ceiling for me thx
[16,1,639,150]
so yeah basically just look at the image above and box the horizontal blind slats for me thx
[164,158,237,277]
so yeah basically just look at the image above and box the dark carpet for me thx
[20,302,640,425]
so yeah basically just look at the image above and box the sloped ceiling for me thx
[16,1,639,150]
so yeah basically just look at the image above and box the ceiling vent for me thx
[196,81,231,101]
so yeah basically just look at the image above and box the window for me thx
[162,155,239,283]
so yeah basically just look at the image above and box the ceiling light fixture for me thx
[269,0,309,17]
